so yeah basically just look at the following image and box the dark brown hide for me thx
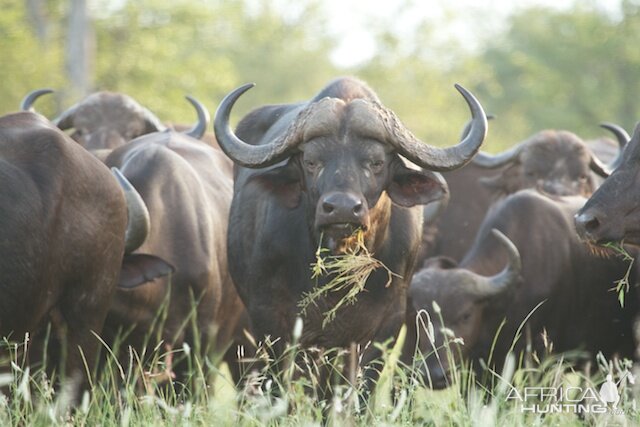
[0,112,128,393]
[103,131,242,380]
[576,124,640,246]
[405,190,634,388]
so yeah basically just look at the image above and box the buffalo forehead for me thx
[523,134,589,166]
[301,97,344,141]
[81,93,145,119]
[346,99,388,142]
[76,101,145,132]
[526,131,586,154]
[301,98,388,145]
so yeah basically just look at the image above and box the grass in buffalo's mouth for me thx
[298,229,400,328]
[602,241,635,307]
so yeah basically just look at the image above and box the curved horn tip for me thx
[111,167,151,254]
[111,166,140,195]
[183,94,211,139]
[453,83,477,103]
[111,166,122,175]
[111,167,128,186]
[184,95,210,118]
[599,122,630,142]
[185,94,204,107]
[599,121,625,130]
[214,83,256,123]
[491,228,521,265]
[491,228,513,245]
[453,83,488,130]
[226,83,256,102]
[20,88,55,111]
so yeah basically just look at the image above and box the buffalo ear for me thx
[118,254,175,289]
[388,158,448,207]
[478,174,503,191]
[250,158,302,209]
[479,164,521,196]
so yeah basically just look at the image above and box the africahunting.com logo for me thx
[506,372,635,415]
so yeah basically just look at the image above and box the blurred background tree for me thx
[0,0,638,151]
[476,1,640,144]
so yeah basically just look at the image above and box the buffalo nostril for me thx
[576,213,600,233]
[353,202,364,216]
[322,202,334,214]
[584,216,600,232]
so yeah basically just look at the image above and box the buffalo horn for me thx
[214,83,309,168]
[20,88,54,112]
[379,84,488,172]
[599,122,629,172]
[53,102,80,130]
[215,83,488,171]
[183,95,210,140]
[111,167,151,254]
[474,229,521,297]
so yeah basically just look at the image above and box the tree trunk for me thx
[26,0,49,44]
[65,0,95,101]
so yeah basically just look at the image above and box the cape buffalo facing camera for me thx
[213,76,488,397]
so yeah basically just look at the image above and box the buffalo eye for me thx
[459,311,472,323]
[369,159,385,174]
[304,159,322,172]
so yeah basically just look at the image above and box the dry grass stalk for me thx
[299,229,400,328]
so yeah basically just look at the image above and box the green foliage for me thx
[603,241,636,307]
[2,0,639,151]
[478,3,640,144]
[0,0,65,117]
[1,0,339,124]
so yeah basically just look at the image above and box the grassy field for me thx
[0,313,637,427]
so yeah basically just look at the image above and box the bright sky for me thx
[321,0,622,67]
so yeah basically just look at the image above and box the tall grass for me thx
[0,303,638,426]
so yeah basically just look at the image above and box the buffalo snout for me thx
[416,356,450,389]
[316,191,368,228]
[574,208,619,244]
[426,364,449,389]
[574,211,600,238]
[315,191,370,253]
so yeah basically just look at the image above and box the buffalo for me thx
[472,128,619,197]
[420,124,627,264]
[101,121,241,384]
[406,190,634,388]
[575,123,640,246]
[0,111,162,397]
[22,89,245,384]
[212,76,487,396]
[21,89,210,156]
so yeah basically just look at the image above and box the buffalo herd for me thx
[2,76,639,405]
